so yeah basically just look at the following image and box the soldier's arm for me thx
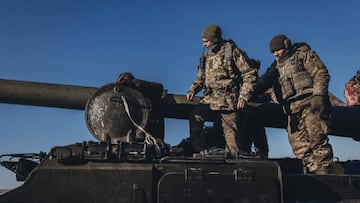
[253,63,277,97]
[304,50,330,96]
[188,65,205,95]
[233,49,257,102]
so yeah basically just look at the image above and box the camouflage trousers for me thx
[287,106,333,173]
[189,104,241,154]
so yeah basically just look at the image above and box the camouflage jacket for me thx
[344,69,360,106]
[188,40,257,111]
[256,43,330,114]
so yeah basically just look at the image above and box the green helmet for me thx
[201,24,222,43]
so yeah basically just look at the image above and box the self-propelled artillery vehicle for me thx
[0,78,359,203]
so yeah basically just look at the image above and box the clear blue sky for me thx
[0,0,359,189]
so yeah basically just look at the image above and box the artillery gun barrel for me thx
[0,78,96,110]
[0,78,358,139]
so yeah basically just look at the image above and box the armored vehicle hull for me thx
[1,142,360,203]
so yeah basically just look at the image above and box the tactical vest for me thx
[275,45,314,102]
[201,41,241,110]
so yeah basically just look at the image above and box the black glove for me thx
[311,95,324,112]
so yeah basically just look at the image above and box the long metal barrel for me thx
[0,78,358,139]
[0,79,96,110]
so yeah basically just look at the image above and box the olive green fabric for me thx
[201,24,222,43]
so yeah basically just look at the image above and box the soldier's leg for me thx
[303,107,333,173]
[287,113,312,169]
[189,104,212,153]
[220,111,239,154]
[148,103,164,140]
[238,111,252,154]
[206,115,226,148]
[252,125,269,157]
[288,108,333,174]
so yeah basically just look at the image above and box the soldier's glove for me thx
[311,95,324,112]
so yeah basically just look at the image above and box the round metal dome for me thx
[85,83,151,143]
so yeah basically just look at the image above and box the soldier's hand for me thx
[311,95,324,112]
[186,91,194,101]
[237,100,246,110]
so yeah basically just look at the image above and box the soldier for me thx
[255,34,333,174]
[344,69,360,106]
[115,72,167,149]
[186,24,257,156]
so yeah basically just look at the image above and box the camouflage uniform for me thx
[256,35,333,174]
[188,39,257,154]
[344,70,360,106]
